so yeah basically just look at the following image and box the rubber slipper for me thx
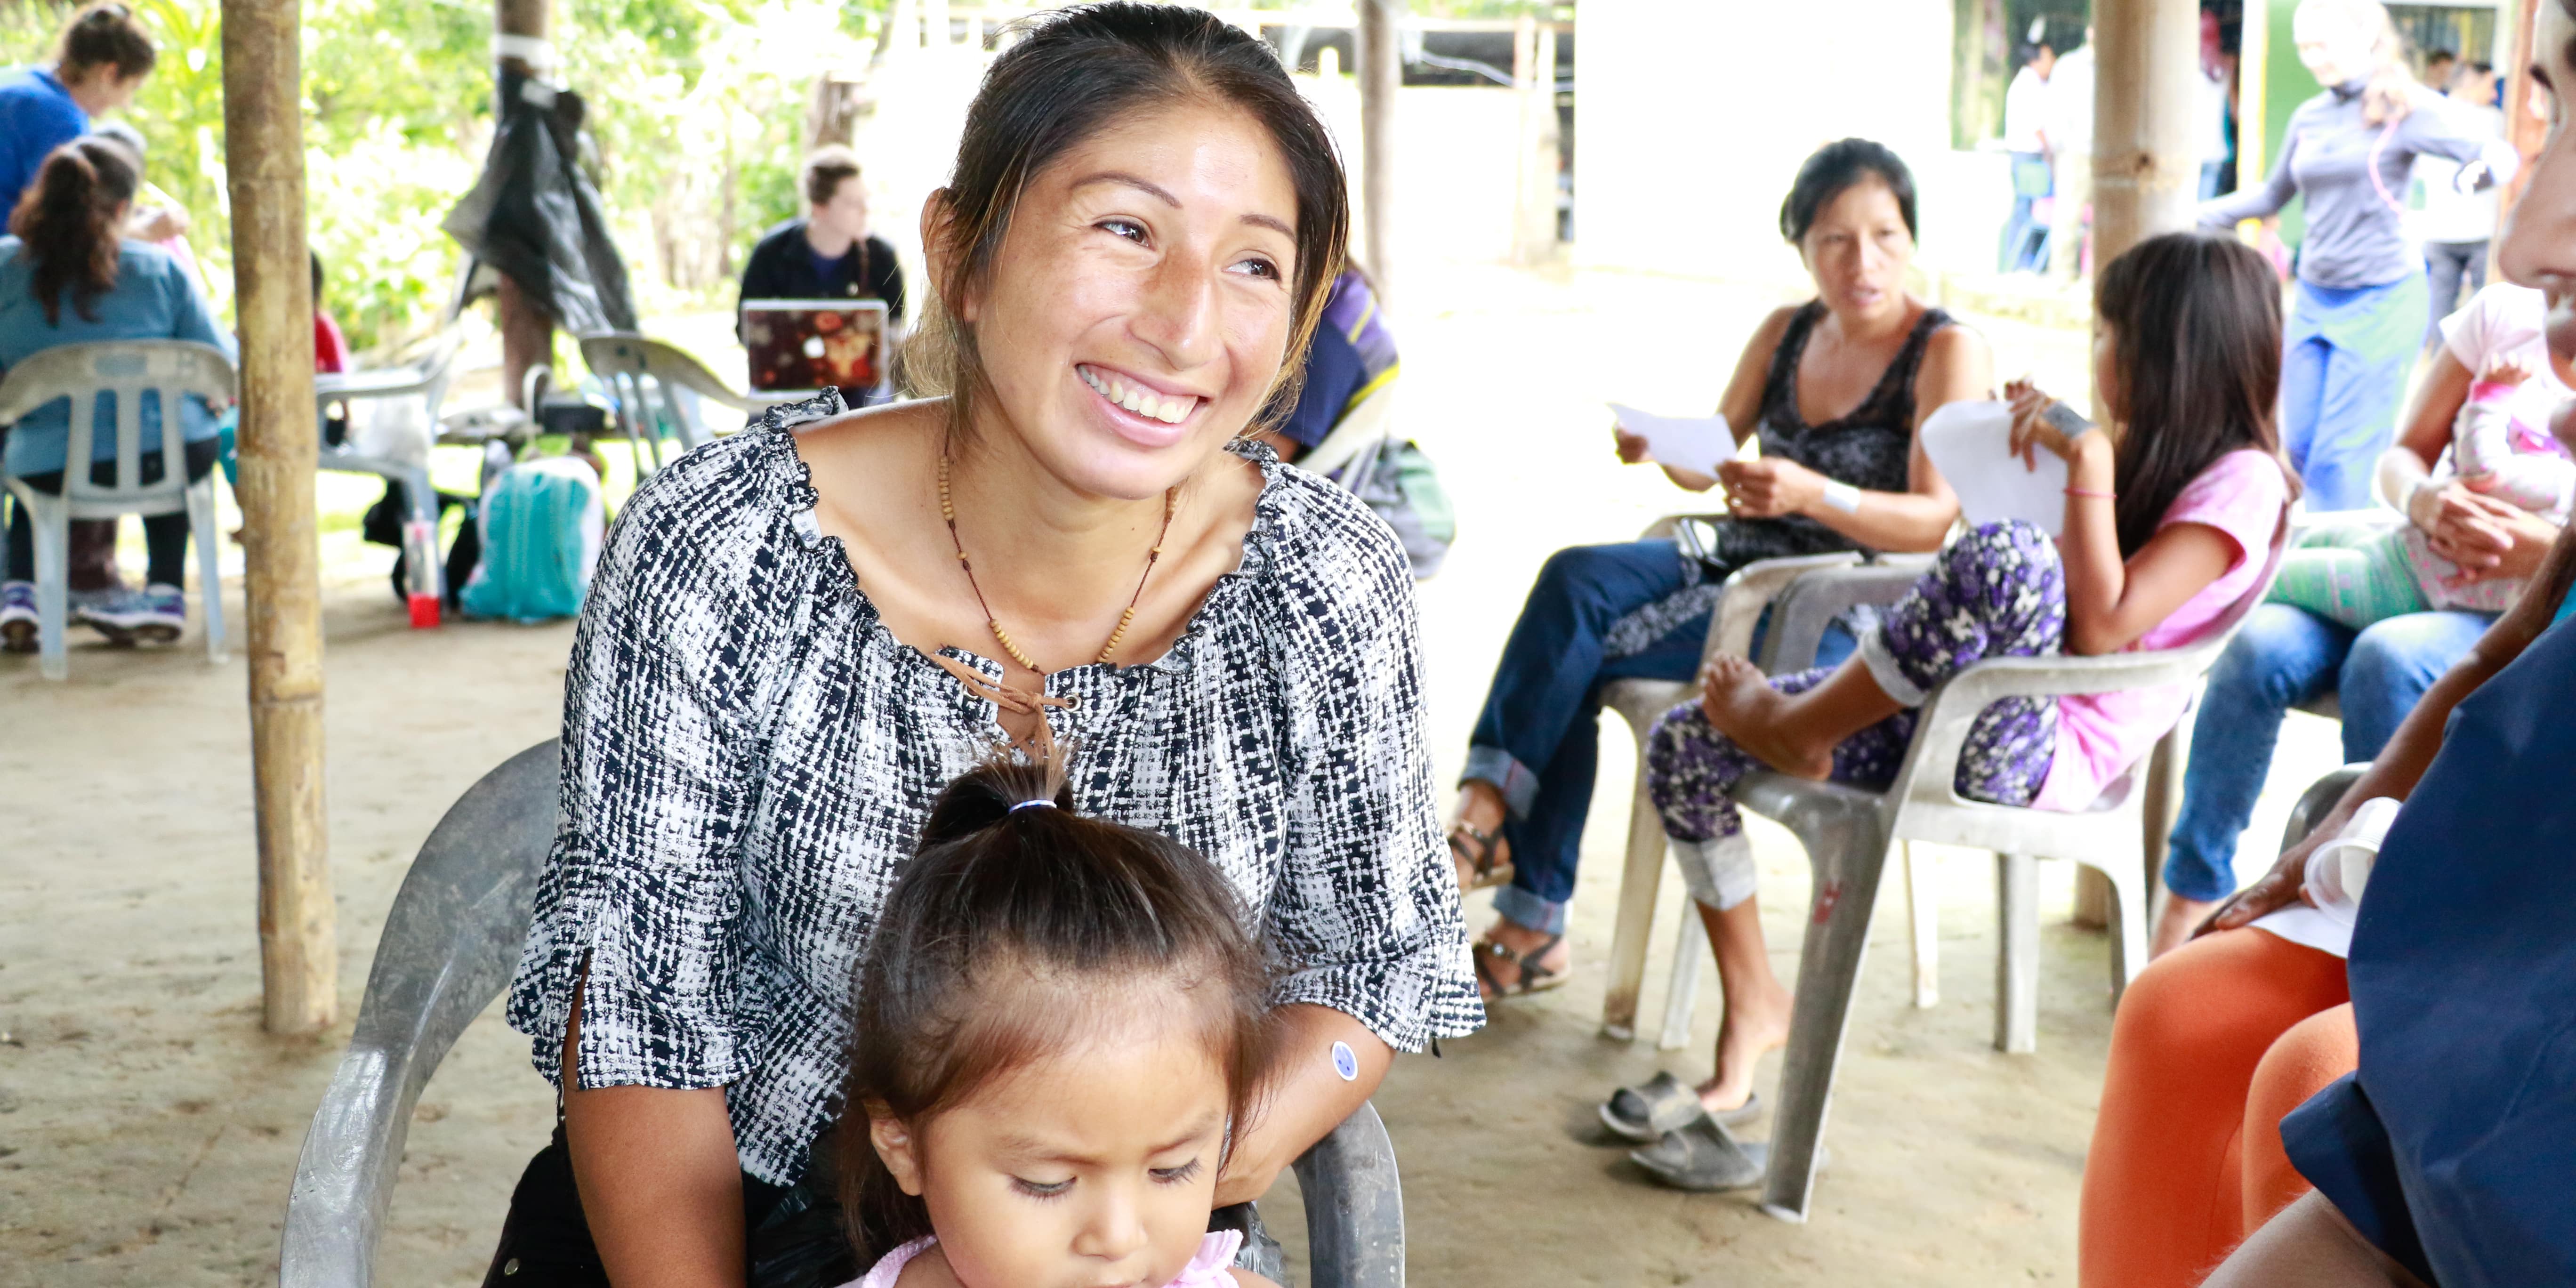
[1627,1113,1768,1191]
[1600,1074,1761,1143]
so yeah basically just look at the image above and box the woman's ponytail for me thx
[11,137,137,326]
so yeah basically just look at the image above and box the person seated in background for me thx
[1250,263,1394,468]
[1446,139,1986,1056]
[736,145,905,333]
[0,137,234,652]
[2197,6,2576,1277]
[2267,298,2573,631]
[0,2,160,614]
[2150,277,2563,958]
[1617,234,2290,1190]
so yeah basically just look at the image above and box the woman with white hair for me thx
[2198,0,2518,512]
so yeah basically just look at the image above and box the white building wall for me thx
[1574,0,1967,287]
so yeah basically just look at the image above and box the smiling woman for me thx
[490,7,1479,1288]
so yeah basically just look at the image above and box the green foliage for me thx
[0,0,855,354]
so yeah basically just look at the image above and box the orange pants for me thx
[2078,928,2360,1288]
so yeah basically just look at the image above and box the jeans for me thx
[2280,275,2431,512]
[2162,604,2493,901]
[2001,152,2052,272]
[1464,539,1853,935]
[2423,240,2488,346]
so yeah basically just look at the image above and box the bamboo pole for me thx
[1355,0,1401,305]
[222,0,334,1035]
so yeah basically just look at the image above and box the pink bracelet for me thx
[2064,487,2116,499]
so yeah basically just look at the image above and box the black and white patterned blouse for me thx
[506,394,1482,1183]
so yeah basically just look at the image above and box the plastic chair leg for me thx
[1656,899,1706,1051]
[2094,854,2149,1004]
[1754,805,1897,1223]
[1903,842,1939,1009]
[1600,773,1670,1042]
[186,479,225,662]
[1994,853,2039,1055]
[29,495,68,680]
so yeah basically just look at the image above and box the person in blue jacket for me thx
[0,2,155,226]
[0,136,234,652]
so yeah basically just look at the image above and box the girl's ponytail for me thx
[11,137,137,326]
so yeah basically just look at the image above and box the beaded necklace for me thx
[937,451,1177,671]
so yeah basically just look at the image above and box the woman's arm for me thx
[2200,126,2301,227]
[2205,525,2576,932]
[1713,321,1981,551]
[1213,1005,1391,1205]
[563,998,748,1288]
[1619,305,1798,492]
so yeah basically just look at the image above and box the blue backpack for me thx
[459,457,605,623]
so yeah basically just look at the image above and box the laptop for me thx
[741,298,892,394]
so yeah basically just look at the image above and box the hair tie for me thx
[1010,798,1056,813]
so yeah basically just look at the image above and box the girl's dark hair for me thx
[909,2,1350,439]
[1778,138,1918,244]
[838,756,1279,1263]
[2093,232,2300,555]
[56,2,156,82]
[11,137,137,326]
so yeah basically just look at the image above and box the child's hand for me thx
[2482,356,2533,387]
[2004,379,2081,469]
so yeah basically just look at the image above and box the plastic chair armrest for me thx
[1756,558,1932,671]
[1705,553,1866,666]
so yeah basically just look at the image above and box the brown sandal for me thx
[1448,822,1513,892]
[1473,933,1567,1000]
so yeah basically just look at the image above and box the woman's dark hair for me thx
[55,2,156,82]
[837,756,1280,1263]
[908,2,1350,438]
[2093,232,2299,555]
[1778,138,1917,245]
[11,137,138,326]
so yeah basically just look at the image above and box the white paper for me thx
[1609,402,1752,477]
[2247,797,2405,960]
[1919,399,2072,538]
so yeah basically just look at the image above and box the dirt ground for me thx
[0,261,2351,1287]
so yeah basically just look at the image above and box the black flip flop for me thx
[1600,1072,1762,1143]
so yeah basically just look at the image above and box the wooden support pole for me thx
[2090,0,2202,269]
[1511,16,1561,266]
[496,0,552,408]
[223,0,334,1036]
[1355,0,1402,304]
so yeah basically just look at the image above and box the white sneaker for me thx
[0,580,34,653]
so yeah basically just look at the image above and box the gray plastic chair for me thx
[1722,528,2287,1222]
[280,740,1406,1287]
[577,333,801,478]
[1595,518,1896,1041]
[0,340,236,679]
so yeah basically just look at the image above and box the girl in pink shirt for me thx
[1612,233,2295,1165]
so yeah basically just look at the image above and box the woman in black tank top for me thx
[1448,143,1990,1079]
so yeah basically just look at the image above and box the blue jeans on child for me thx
[2161,604,2493,902]
[1463,538,1853,935]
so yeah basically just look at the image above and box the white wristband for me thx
[1819,481,1862,515]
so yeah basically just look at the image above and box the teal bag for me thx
[1347,437,1456,579]
[459,457,605,623]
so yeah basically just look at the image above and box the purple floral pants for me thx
[1643,522,2066,909]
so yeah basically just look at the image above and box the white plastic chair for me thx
[577,332,801,478]
[1298,380,1398,483]
[314,325,467,617]
[0,340,236,679]
[1721,527,2287,1222]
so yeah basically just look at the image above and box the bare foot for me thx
[2149,891,2222,959]
[1697,976,1792,1113]
[1474,915,1569,1000]
[1699,656,1834,781]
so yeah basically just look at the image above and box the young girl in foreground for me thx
[1602,232,2294,1185]
[835,759,1281,1288]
